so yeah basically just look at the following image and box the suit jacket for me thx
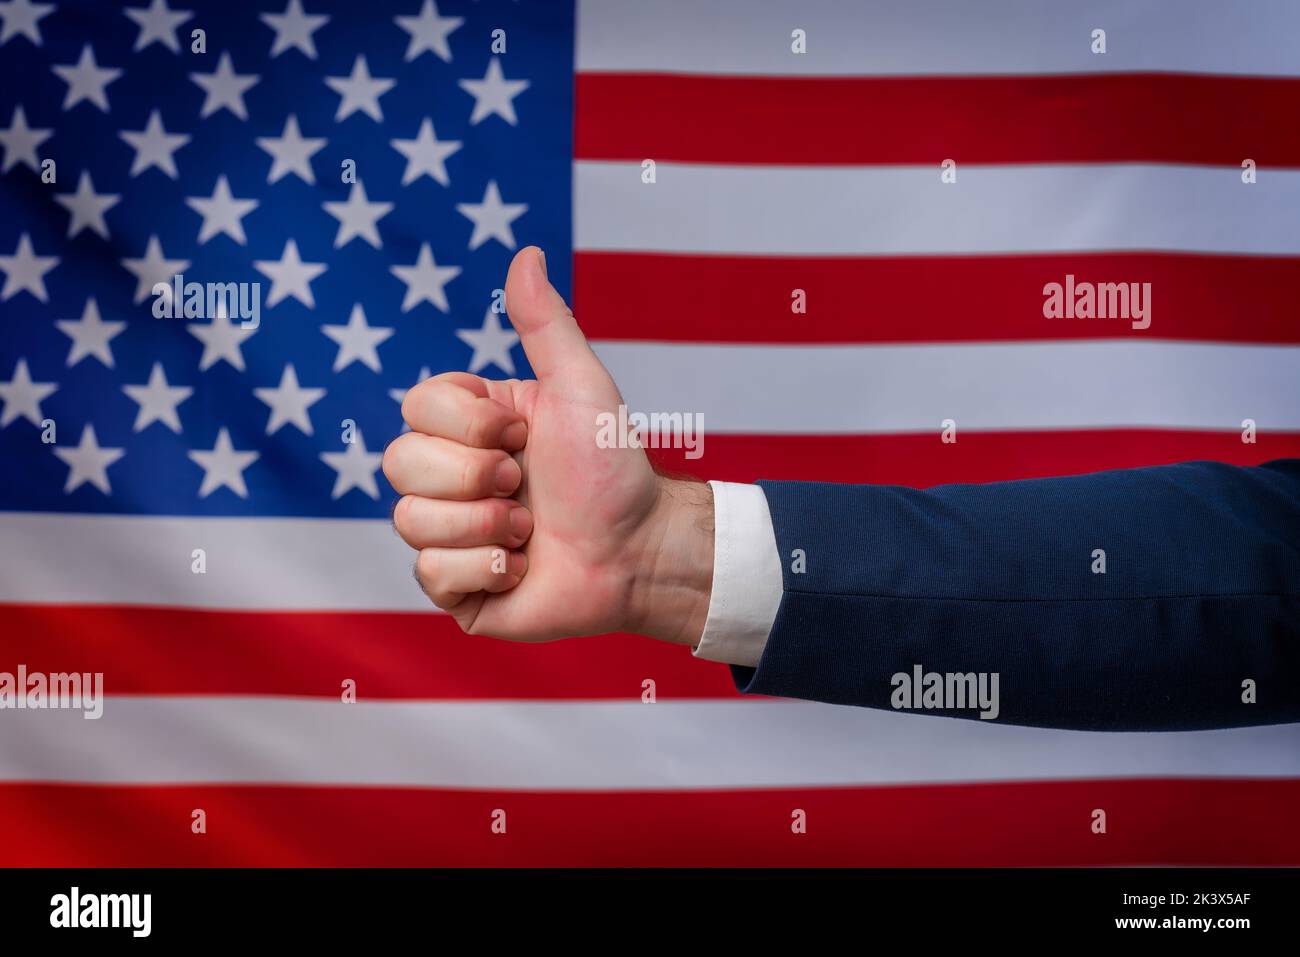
[734,459,1300,731]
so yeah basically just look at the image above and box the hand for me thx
[383,247,714,646]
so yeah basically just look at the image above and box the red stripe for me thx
[576,72,1300,167]
[0,605,736,699]
[575,251,1300,344]
[652,429,1300,486]
[2,779,1296,866]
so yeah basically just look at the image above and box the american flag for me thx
[1,0,1298,866]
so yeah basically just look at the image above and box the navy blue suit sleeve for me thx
[732,459,1300,731]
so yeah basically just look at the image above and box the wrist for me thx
[627,477,715,647]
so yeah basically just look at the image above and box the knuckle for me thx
[458,453,485,497]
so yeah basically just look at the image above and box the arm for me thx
[383,246,1300,733]
[731,461,1300,731]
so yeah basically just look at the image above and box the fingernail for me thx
[535,247,547,278]
[501,420,528,451]
[495,457,521,494]
[508,507,533,541]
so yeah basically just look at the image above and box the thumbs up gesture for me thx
[383,247,714,647]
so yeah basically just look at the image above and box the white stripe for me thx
[2,697,1298,788]
[594,341,1300,434]
[576,162,1300,256]
[0,512,430,611]
[577,0,1300,77]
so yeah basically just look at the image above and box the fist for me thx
[383,247,713,645]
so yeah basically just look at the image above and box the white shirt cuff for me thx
[693,481,783,668]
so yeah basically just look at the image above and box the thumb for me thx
[504,246,607,385]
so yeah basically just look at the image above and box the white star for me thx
[320,429,383,499]
[189,303,257,371]
[0,105,51,173]
[119,109,190,178]
[253,238,326,309]
[0,0,54,46]
[54,171,119,240]
[253,363,324,435]
[186,174,258,244]
[56,298,125,368]
[391,118,460,187]
[189,427,258,498]
[54,425,124,495]
[322,180,393,249]
[456,180,527,251]
[123,361,192,432]
[391,243,460,313]
[324,55,394,122]
[457,307,520,376]
[390,365,430,433]
[0,358,56,428]
[458,57,528,126]
[395,0,462,63]
[255,113,326,184]
[190,51,259,120]
[322,303,393,373]
[261,0,328,58]
[0,233,58,302]
[52,45,122,112]
[124,0,192,54]
[120,235,189,304]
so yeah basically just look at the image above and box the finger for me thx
[504,246,607,384]
[415,545,527,608]
[402,373,527,451]
[383,432,521,499]
[394,495,533,549]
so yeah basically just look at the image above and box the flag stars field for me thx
[2,0,551,522]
